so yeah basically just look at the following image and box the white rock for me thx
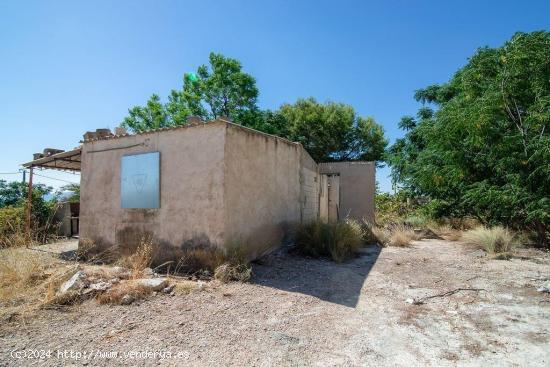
[58,271,87,295]
[162,284,175,294]
[142,267,154,277]
[90,282,111,291]
[136,278,168,291]
[405,298,415,304]
[537,282,550,293]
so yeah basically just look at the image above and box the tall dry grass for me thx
[463,226,515,254]
[115,237,154,278]
[0,247,77,317]
[295,219,364,263]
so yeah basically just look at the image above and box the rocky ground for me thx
[1,239,549,366]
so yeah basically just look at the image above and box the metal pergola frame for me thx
[21,147,82,236]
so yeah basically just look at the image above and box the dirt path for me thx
[1,239,549,366]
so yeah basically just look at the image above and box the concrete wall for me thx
[81,121,318,262]
[54,202,72,237]
[319,162,376,223]
[223,124,305,259]
[299,150,319,223]
[80,122,227,262]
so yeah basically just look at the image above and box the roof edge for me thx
[82,118,304,151]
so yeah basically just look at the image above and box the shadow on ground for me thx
[252,245,381,308]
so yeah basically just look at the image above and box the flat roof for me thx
[22,147,82,172]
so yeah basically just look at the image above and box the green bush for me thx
[403,215,428,228]
[0,180,59,247]
[386,32,550,247]
[295,220,364,263]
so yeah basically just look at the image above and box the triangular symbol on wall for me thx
[131,174,147,193]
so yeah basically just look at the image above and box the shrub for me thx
[388,225,419,247]
[214,263,251,283]
[0,206,26,248]
[371,226,391,246]
[430,223,462,241]
[172,246,227,275]
[116,237,154,278]
[403,215,428,228]
[0,247,73,317]
[96,282,151,305]
[295,219,364,263]
[213,242,252,282]
[463,226,514,254]
[0,247,45,304]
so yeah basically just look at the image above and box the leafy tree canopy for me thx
[121,53,259,132]
[386,31,550,244]
[276,98,387,163]
[0,180,52,208]
[120,55,387,164]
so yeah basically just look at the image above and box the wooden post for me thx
[26,167,33,240]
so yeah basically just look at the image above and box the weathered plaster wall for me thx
[318,162,376,223]
[80,120,324,263]
[299,150,319,223]
[79,122,227,262]
[223,124,304,258]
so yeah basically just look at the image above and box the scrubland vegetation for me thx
[0,31,548,332]
[295,219,365,262]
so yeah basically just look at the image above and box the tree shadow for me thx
[251,245,381,308]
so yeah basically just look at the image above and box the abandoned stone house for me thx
[24,118,375,261]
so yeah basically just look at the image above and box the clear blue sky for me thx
[1,0,548,192]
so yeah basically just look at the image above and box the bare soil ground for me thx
[1,239,549,366]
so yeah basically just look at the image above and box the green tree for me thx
[387,31,550,245]
[57,183,80,203]
[119,55,387,165]
[0,180,52,208]
[0,180,56,241]
[184,53,259,121]
[122,94,172,133]
[278,98,388,163]
[121,53,258,132]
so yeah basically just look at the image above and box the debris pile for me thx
[54,266,174,306]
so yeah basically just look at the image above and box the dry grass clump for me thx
[388,226,419,247]
[0,248,47,305]
[77,238,96,259]
[213,242,252,283]
[463,226,514,254]
[173,280,199,294]
[431,224,463,241]
[366,221,420,247]
[214,263,252,283]
[370,226,390,246]
[0,207,28,248]
[116,238,153,278]
[0,247,79,317]
[96,282,151,305]
[172,246,227,275]
[295,219,364,263]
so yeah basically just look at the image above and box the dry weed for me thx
[214,263,252,283]
[172,246,226,275]
[96,282,151,305]
[463,226,514,254]
[371,226,391,246]
[295,219,364,262]
[173,280,198,294]
[388,226,419,247]
[117,238,153,278]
